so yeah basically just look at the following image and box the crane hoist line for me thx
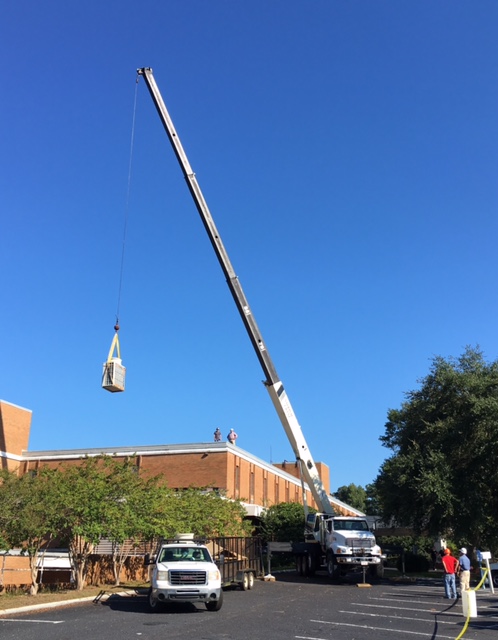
[136,66,332,516]
[101,78,139,394]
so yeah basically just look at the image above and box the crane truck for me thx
[137,67,384,580]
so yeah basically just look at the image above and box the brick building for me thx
[0,399,360,517]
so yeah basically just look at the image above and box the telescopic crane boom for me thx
[137,67,333,516]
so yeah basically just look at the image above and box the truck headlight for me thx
[157,570,168,581]
[209,569,221,581]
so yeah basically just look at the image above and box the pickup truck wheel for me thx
[148,589,163,613]
[206,590,223,611]
[247,571,255,589]
[492,572,498,588]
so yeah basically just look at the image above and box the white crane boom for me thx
[137,67,334,516]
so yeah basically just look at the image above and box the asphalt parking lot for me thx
[1,574,497,640]
[313,579,498,640]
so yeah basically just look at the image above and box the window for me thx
[333,520,368,532]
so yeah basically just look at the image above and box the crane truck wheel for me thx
[307,553,316,576]
[301,555,309,576]
[327,553,340,579]
[295,556,302,576]
[369,562,384,579]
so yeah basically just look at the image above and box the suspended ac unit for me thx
[102,357,126,393]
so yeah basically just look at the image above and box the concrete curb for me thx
[0,590,133,616]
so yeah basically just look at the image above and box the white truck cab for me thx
[298,513,383,578]
[325,516,383,576]
[147,535,223,611]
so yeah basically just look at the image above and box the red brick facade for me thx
[0,400,32,472]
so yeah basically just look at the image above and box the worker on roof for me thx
[227,428,238,445]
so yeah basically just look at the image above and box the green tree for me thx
[335,483,367,512]
[100,458,176,585]
[173,488,252,538]
[1,458,254,592]
[365,483,381,516]
[259,502,309,542]
[54,456,188,589]
[54,457,115,590]
[374,346,498,550]
[0,468,61,595]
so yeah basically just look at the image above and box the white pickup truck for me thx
[146,536,223,611]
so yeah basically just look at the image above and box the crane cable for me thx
[108,76,139,360]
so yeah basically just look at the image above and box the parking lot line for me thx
[350,602,462,615]
[337,610,457,624]
[309,620,458,638]
[0,618,64,624]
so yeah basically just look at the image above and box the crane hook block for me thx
[102,332,126,393]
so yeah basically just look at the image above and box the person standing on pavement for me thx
[459,548,471,593]
[476,549,487,589]
[441,548,459,599]
[431,548,438,571]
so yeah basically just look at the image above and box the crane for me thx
[137,67,333,516]
[136,68,385,580]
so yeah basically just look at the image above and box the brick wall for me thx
[139,451,229,491]
[0,400,32,472]
[0,555,31,587]
[25,448,321,510]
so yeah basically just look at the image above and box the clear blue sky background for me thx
[1,1,497,492]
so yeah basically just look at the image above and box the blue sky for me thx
[1,1,497,492]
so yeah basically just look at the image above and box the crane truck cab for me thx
[298,513,384,578]
[146,535,223,612]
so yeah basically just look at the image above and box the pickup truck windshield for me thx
[158,547,211,562]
